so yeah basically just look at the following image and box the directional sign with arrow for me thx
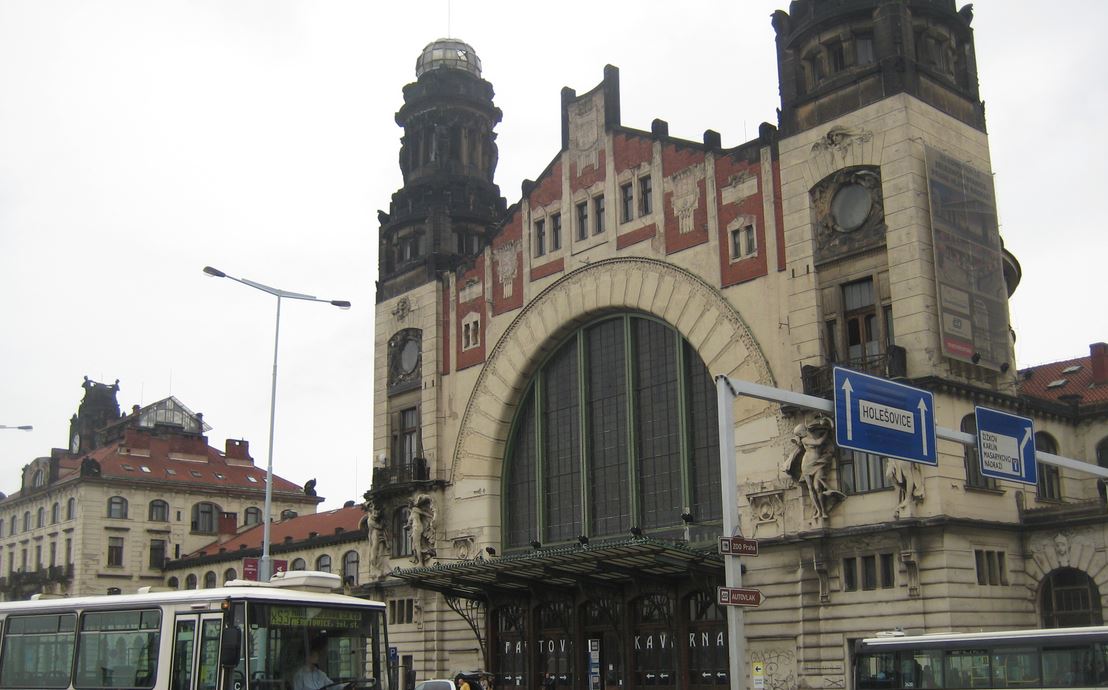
[834,367,937,465]
[717,586,764,607]
[975,406,1037,485]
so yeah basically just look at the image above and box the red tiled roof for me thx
[185,505,366,557]
[1018,344,1108,406]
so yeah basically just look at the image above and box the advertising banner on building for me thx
[924,147,1010,371]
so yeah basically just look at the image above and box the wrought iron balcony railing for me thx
[801,346,907,398]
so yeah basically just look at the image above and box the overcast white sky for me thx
[0,1,1104,508]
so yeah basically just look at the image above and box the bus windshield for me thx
[228,600,385,689]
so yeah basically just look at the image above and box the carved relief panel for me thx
[810,164,886,265]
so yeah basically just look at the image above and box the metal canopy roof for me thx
[388,537,723,601]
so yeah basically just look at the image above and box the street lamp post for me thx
[203,265,350,581]
[0,426,32,431]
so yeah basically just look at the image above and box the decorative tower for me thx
[377,39,507,301]
[67,377,121,454]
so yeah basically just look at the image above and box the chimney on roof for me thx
[217,512,237,543]
[225,439,251,462]
[1092,342,1108,385]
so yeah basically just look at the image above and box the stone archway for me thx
[450,256,775,484]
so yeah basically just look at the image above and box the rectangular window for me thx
[49,542,56,567]
[34,545,41,570]
[855,34,875,65]
[576,201,589,241]
[388,599,415,625]
[844,278,879,363]
[65,538,72,565]
[149,539,166,569]
[843,557,857,592]
[620,183,634,223]
[975,549,1009,585]
[107,537,124,567]
[593,195,605,235]
[394,407,420,465]
[533,219,546,258]
[825,320,840,363]
[551,213,562,251]
[838,449,890,494]
[730,225,757,260]
[862,555,878,590]
[828,41,846,72]
[880,553,895,588]
[640,176,653,215]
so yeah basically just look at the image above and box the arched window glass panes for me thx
[51,502,59,524]
[22,512,30,531]
[32,470,44,488]
[342,550,359,585]
[36,507,44,528]
[185,574,197,589]
[107,497,127,519]
[290,558,306,571]
[203,571,217,589]
[66,498,76,520]
[504,314,720,549]
[149,500,169,522]
[1036,433,1061,500]
[1041,567,1103,628]
[224,568,237,583]
[8,515,15,536]
[191,502,219,533]
[244,507,262,526]
[961,414,997,489]
[167,577,179,589]
[316,555,332,573]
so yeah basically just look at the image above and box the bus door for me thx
[171,613,225,690]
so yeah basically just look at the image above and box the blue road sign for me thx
[833,367,937,465]
[975,406,1037,485]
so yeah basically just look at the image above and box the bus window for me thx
[946,650,990,689]
[196,619,222,690]
[1043,646,1095,687]
[73,609,161,689]
[990,647,1038,688]
[0,613,76,688]
[857,651,898,689]
[246,602,379,687]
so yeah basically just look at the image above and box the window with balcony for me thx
[392,407,421,469]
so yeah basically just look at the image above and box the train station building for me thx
[362,2,1108,688]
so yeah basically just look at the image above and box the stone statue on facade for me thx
[407,494,437,565]
[364,503,391,569]
[885,459,925,519]
[782,413,845,520]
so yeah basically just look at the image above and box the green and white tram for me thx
[0,571,389,690]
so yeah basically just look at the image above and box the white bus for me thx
[0,571,389,690]
[854,626,1108,690]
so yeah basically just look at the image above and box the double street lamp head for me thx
[0,425,32,431]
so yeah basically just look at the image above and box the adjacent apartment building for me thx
[0,377,320,599]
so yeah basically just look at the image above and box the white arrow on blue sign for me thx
[974,406,1037,485]
[833,367,937,465]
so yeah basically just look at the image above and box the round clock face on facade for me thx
[829,183,872,232]
[399,339,420,374]
[71,433,80,454]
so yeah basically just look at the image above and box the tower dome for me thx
[415,38,482,78]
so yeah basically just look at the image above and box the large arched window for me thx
[185,573,197,589]
[149,500,169,522]
[203,571,217,589]
[503,314,720,549]
[1041,568,1103,628]
[191,502,220,533]
[290,558,306,571]
[316,555,332,573]
[1036,433,1061,501]
[342,550,359,586]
